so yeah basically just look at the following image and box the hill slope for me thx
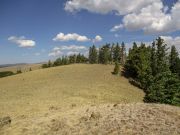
[0,64,144,117]
[1,64,179,135]
[1,103,179,135]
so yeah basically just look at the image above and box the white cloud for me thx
[53,33,90,42]
[67,51,79,56]
[48,50,63,57]
[8,36,35,47]
[93,35,102,42]
[110,24,123,32]
[65,0,180,34]
[65,0,158,15]
[49,45,88,57]
[113,1,180,34]
[161,36,180,52]
[60,45,87,50]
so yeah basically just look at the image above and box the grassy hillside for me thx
[0,63,42,73]
[0,64,144,117]
[0,64,179,135]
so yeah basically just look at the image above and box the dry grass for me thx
[0,103,179,135]
[0,64,144,118]
[0,64,42,73]
[2,64,178,134]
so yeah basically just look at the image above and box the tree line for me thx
[125,37,180,106]
[43,42,127,68]
[42,53,88,68]
[42,38,180,106]
[89,42,126,65]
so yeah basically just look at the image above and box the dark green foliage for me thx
[76,53,88,63]
[43,54,88,68]
[113,43,121,63]
[42,64,48,68]
[69,55,76,64]
[88,43,126,65]
[48,60,53,67]
[29,68,32,71]
[113,62,120,75]
[53,58,62,66]
[89,45,98,64]
[98,44,111,64]
[0,71,14,78]
[125,37,180,106]
[16,69,22,74]
[120,42,126,65]
[155,37,169,73]
[169,45,180,77]
[144,71,180,106]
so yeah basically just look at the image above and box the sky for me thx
[0,0,180,64]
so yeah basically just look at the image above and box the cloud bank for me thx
[65,0,180,34]
[53,33,90,42]
[49,45,88,57]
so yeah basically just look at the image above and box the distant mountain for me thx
[0,63,27,68]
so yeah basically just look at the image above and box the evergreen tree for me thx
[54,58,62,66]
[145,71,180,105]
[89,45,98,64]
[48,60,53,67]
[113,43,121,62]
[156,37,169,73]
[150,41,157,76]
[120,42,126,65]
[98,44,110,64]
[169,45,180,76]
[42,64,48,68]
[76,53,81,63]
[113,61,120,75]
[17,69,22,74]
[69,55,76,64]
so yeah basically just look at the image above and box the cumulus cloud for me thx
[93,35,103,43]
[113,1,180,34]
[8,36,35,47]
[48,45,88,57]
[48,50,63,57]
[119,1,180,34]
[65,0,180,34]
[53,33,90,42]
[67,51,80,56]
[161,36,180,52]
[65,0,158,15]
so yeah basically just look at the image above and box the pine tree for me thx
[113,61,120,75]
[76,53,81,63]
[48,60,52,67]
[89,45,98,64]
[156,37,169,73]
[113,43,121,63]
[69,55,76,64]
[98,44,111,64]
[150,41,157,76]
[169,45,180,75]
[120,42,126,65]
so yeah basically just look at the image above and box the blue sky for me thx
[0,0,180,64]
